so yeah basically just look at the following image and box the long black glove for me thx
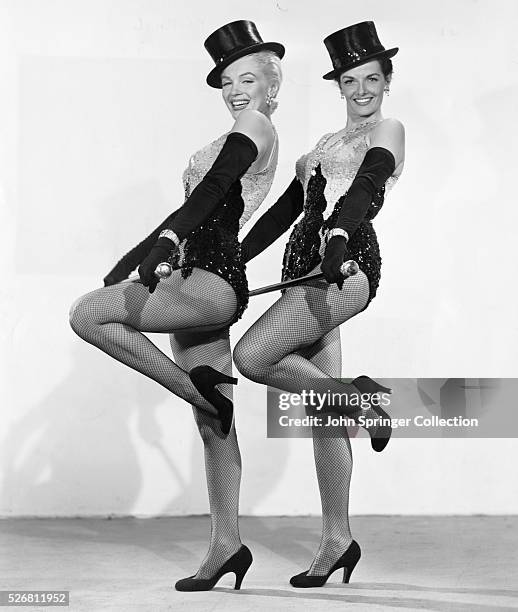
[321,146,395,288]
[333,146,395,236]
[167,131,258,241]
[240,177,304,263]
[138,131,258,292]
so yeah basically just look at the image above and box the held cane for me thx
[248,260,359,297]
[121,262,176,284]
[122,260,359,295]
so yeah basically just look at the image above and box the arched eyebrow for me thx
[221,71,257,84]
[342,72,381,80]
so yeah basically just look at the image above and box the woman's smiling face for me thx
[221,55,272,119]
[339,59,389,120]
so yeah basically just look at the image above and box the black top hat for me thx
[205,20,285,89]
[323,21,398,80]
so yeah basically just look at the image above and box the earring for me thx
[340,92,345,99]
[384,88,390,96]
[266,94,272,106]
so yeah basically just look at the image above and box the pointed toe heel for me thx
[289,540,361,588]
[175,545,252,592]
[352,374,392,395]
[189,365,238,436]
[352,376,393,452]
[370,406,392,452]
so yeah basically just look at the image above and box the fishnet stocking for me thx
[234,269,381,428]
[170,329,243,580]
[69,268,238,416]
[299,328,354,576]
[69,268,242,580]
[234,270,371,577]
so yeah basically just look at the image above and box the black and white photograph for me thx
[0,1,517,610]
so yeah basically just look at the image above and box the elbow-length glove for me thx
[240,177,304,264]
[138,131,258,292]
[105,131,257,293]
[321,146,396,288]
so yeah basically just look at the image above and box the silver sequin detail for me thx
[295,121,398,220]
[182,128,278,230]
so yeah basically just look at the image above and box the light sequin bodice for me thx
[168,126,279,325]
[295,121,398,219]
[182,128,278,230]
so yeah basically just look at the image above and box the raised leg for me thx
[69,268,237,415]
[234,271,376,422]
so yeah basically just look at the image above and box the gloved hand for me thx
[138,237,175,293]
[321,235,349,289]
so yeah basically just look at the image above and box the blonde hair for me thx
[248,50,283,113]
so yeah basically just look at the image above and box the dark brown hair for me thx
[335,57,393,83]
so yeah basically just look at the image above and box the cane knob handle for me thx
[340,260,359,277]
[154,262,173,279]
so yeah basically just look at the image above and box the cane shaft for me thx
[249,272,325,297]
[249,260,359,297]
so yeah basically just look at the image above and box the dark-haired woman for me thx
[233,21,405,586]
[69,21,284,590]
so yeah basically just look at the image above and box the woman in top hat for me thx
[232,21,405,585]
[69,20,284,590]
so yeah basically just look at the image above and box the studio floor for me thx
[0,516,517,612]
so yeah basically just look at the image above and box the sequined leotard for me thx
[169,129,278,323]
[281,121,398,307]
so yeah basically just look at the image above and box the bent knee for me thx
[68,293,98,337]
[233,341,268,384]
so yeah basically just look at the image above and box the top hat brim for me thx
[206,42,285,88]
[322,47,399,80]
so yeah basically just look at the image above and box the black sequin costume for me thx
[170,130,278,323]
[281,121,397,307]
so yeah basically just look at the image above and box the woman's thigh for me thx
[234,270,369,369]
[169,327,233,375]
[69,268,238,334]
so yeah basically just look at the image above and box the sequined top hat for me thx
[322,21,398,80]
[205,20,285,88]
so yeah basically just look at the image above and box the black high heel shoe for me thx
[189,365,238,436]
[352,375,392,452]
[290,540,361,588]
[175,545,253,591]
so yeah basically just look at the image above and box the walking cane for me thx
[121,261,359,295]
[248,261,359,296]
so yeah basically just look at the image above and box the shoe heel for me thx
[342,557,359,583]
[189,365,237,436]
[353,375,392,395]
[190,365,237,386]
[342,540,362,584]
[223,374,238,385]
[233,551,253,590]
[234,571,245,590]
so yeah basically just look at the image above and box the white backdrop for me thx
[1,0,517,517]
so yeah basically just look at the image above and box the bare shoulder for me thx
[230,110,274,154]
[231,108,272,131]
[371,118,405,142]
[369,118,405,166]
